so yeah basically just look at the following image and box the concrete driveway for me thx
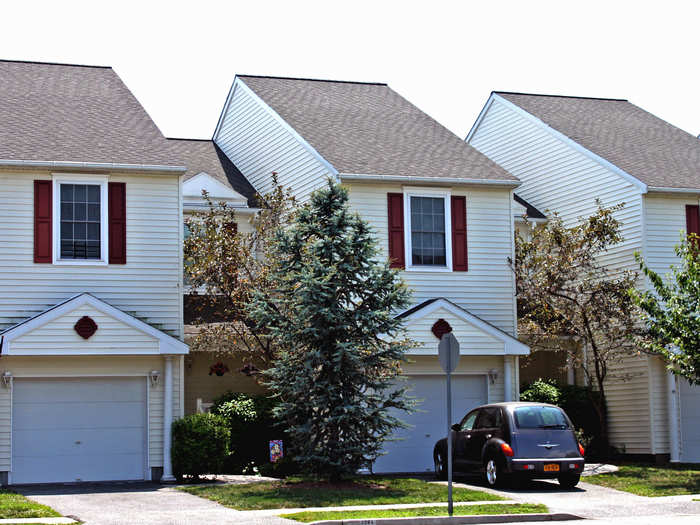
[447,475,700,521]
[18,482,294,525]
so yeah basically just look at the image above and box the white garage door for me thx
[12,378,147,484]
[373,375,488,473]
[680,380,700,463]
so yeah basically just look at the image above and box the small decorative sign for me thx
[74,316,98,339]
[269,440,284,463]
[208,361,230,376]
[431,318,452,340]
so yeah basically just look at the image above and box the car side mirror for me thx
[451,423,461,432]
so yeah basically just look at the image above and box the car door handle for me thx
[466,434,471,439]
[485,434,492,439]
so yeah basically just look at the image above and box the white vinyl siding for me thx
[346,182,517,335]
[643,193,700,455]
[214,79,334,203]
[468,95,654,453]
[0,171,182,338]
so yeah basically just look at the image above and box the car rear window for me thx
[513,406,570,429]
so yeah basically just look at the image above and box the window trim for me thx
[403,187,453,272]
[52,174,109,265]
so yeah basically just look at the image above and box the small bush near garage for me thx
[210,391,287,473]
[520,379,602,457]
[172,413,230,481]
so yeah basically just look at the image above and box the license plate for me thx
[544,463,560,472]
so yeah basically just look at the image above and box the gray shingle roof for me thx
[167,138,258,205]
[239,75,518,183]
[497,92,700,190]
[0,60,181,168]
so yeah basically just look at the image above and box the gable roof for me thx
[167,138,258,206]
[0,292,188,355]
[496,92,700,191]
[396,297,529,355]
[237,75,519,184]
[0,59,183,172]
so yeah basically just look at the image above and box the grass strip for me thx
[281,503,548,522]
[0,489,61,519]
[585,464,700,497]
[180,476,503,510]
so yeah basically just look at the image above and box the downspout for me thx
[503,356,513,402]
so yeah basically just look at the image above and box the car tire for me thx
[434,449,447,480]
[484,456,509,488]
[558,473,581,489]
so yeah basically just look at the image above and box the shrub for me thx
[210,392,284,472]
[520,378,560,405]
[171,413,230,481]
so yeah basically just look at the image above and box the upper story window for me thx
[387,188,468,272]
[410,196,447,266]
[60,184,101,260]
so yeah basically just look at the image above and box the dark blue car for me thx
[433,402,585,488]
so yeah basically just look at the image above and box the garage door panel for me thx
[14,379,146,403]
[373,375,487,473]
[13,453,144,484]
[13,401,145,430]
[14,427,145,457]
[680,380,700,462]
[12,378,147,484]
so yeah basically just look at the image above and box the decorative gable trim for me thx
[0,293,188,355]
[466,93,648,194]
[213,77,339,180]
[396,297,529,355]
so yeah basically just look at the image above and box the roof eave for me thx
[339,173,520,187]
[0,159,187,174]
[646,186,700,195]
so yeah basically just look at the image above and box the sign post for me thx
[438,332,460,517]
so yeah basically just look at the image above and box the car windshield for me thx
[513,406,570,429]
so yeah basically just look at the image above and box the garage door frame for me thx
[9,374,151,485]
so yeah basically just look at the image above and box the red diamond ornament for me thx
[74,316,98,339]
[431,318,452,340]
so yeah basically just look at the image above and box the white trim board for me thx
[0,293,188,356]
[466,93,648,194]
[398,298,530,355]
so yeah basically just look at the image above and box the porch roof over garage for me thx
[396,297,529,356]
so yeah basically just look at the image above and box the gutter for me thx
[0,159,187,174]
[339,173,521,187]
[647,186,700,195]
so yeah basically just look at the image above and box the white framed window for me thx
[52,175,108,265]
[403,187,452,272]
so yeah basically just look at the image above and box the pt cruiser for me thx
[433,402,585,488]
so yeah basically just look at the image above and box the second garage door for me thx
[373,375,488,473]
[12,377,147,484]
[680,379,700,463]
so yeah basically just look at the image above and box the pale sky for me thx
[3,0,700,141]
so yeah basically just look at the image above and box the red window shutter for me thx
[108,182,127,264]
[451,196,468,271]
[387,193,405,269]
[34,180,52,263]
[686,205,700,249]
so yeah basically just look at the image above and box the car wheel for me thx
[558,473,581,489]
[434,450,447,480]
[484,456,508,488]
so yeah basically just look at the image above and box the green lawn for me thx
[281,503,547,522]
[0,490,61,519]
[586,464,700,496]
[180,477,503,510]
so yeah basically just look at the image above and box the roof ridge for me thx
[494,90,628,102]
[0,58,111,69]
[238,74,387,86]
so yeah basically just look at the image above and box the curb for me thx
[306,513,583,525]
